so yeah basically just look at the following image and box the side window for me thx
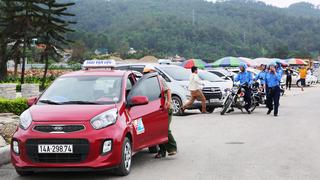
[130,77,161,101]
[126,75,135,97]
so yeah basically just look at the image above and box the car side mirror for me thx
[27,96,38,107]
[129,96,149,107]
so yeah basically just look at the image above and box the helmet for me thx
[143,64,156,73]
[268,62,277,68]
[274,59,282,65]
[239,62,247,70]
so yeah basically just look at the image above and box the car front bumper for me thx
[11,121,124,170]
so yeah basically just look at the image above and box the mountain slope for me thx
[65,0,320,59]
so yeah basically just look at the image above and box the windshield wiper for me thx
[59,101,100,105]
[39,99,62,105]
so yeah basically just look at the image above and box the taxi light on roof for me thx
[83,59,116,69]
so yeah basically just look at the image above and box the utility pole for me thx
[243,31,246,44]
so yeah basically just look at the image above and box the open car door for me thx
[127,72,169,151]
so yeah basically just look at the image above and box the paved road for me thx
[1,86,320,180]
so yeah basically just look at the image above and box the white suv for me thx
[116,64,232,115]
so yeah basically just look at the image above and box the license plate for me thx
[38,144,73,154]
[209,99,219,103]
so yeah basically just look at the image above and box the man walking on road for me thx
[265,63,282,117]
[143,65,177,159]
[181,66,207,113]
[285,66,293,90]
[299,66,307,91]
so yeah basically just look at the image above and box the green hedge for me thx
[0,98,28,115]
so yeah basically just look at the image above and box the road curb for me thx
[0,145,10,165]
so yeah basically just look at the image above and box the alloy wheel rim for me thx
[124,142,132,171]
[172,99,180,114]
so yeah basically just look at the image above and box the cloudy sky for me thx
[210,0,320,7]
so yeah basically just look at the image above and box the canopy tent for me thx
[210,57,255,68]
[181,59,209,69]
[285,58,308,66]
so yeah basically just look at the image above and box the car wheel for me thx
[15,169,33,176]
[115,137,132,176]
[172,96,183,116]
[296,80,302,87]
[148,146,158,153]
[206,107,215,113]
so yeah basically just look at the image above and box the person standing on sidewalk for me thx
[142,65,177,159]
[299,66,307,91]
[265,63,282,117]
[285,66,293,90]
[181,66,207,113]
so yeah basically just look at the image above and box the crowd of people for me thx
[141,62,310,159]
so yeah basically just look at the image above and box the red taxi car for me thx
[11,60,169,176]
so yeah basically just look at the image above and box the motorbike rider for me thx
[265,62,282,117]
[254,64,268,92]
[234,63,253,114]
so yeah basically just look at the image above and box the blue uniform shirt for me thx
[277,67,284,76]
[235,71,253,85]
[265,72,282,88]
[254,70,267,85]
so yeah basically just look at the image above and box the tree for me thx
[34,0,75,89]
[71,40,86,62]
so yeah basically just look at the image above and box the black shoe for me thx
[267,109,273,115]
[274,114,278,117]
[226,109,234,114]
[245,108,251,114]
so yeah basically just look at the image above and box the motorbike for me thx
[251,82,266,106]
[220,84,257,115]
[280,81,285,96]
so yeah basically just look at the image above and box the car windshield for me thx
[198,71,224,82]
[39,76,122,105]
[161,66,191,81]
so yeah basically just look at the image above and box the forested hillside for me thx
[64,0,320,60]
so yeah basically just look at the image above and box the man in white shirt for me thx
[181,66,207,113]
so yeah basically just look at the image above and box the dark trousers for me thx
[266,86,280,115]
[243,86,251,109]
[159,109,177,155]
[286,76,292,90]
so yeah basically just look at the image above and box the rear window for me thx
[160,66,191,81]
[198,71,224,82]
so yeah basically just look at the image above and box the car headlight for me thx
[19,109,32,130]
[90,108,118,130]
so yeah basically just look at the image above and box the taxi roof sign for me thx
[83,59,116,69]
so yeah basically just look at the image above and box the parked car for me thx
[207,68,235,81]
[197,70,233,93]
[116,64,229,115]
[12,60,169,176]
[281,70,315,87]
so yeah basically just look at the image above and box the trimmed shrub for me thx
[0,98,28,115]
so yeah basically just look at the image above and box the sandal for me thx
[168,151,177,156]
[154,152,166,159]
